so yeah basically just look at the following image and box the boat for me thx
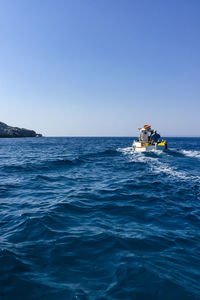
[132,125,167,152]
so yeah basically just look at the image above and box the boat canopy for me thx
[143,125,151,130]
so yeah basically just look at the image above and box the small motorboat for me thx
[132,125,167,152]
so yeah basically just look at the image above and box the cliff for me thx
[0,122,42,138]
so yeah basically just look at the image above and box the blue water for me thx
[0,137,200,300]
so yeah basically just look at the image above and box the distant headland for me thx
[0,121,42,138]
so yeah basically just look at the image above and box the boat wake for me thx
[117,147,200,183]
[180,150,200,159]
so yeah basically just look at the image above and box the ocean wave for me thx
[181,150,200,159]
[150,160,188,180]
[1,137,200,299]
[0,157,85,173]
[0,150,119,173]
[118,147,200,183]
[116,146,134,154]
[78,149,118,161]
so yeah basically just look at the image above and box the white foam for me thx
[116,147,133,154]
[117,147,153,163]
[117,147,200,183]
[150,160,187,180]
[181,150,200,159]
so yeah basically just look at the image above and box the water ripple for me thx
[0,137,200,299]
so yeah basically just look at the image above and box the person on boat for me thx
[151,130,160,143]
[139,129,149,142]
[149,129,154,143]
[139,126,153,143]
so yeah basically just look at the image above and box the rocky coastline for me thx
[0,121,42,138]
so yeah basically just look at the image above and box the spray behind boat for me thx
[132,124,167,152]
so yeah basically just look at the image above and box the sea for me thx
[0,137,200,300]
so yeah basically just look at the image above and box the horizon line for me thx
[42,135,200,138]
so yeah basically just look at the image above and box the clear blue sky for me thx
[0,0,200,136]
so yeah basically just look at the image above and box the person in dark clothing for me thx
[151,131,160,143]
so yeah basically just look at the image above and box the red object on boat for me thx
[143,125,151,129]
